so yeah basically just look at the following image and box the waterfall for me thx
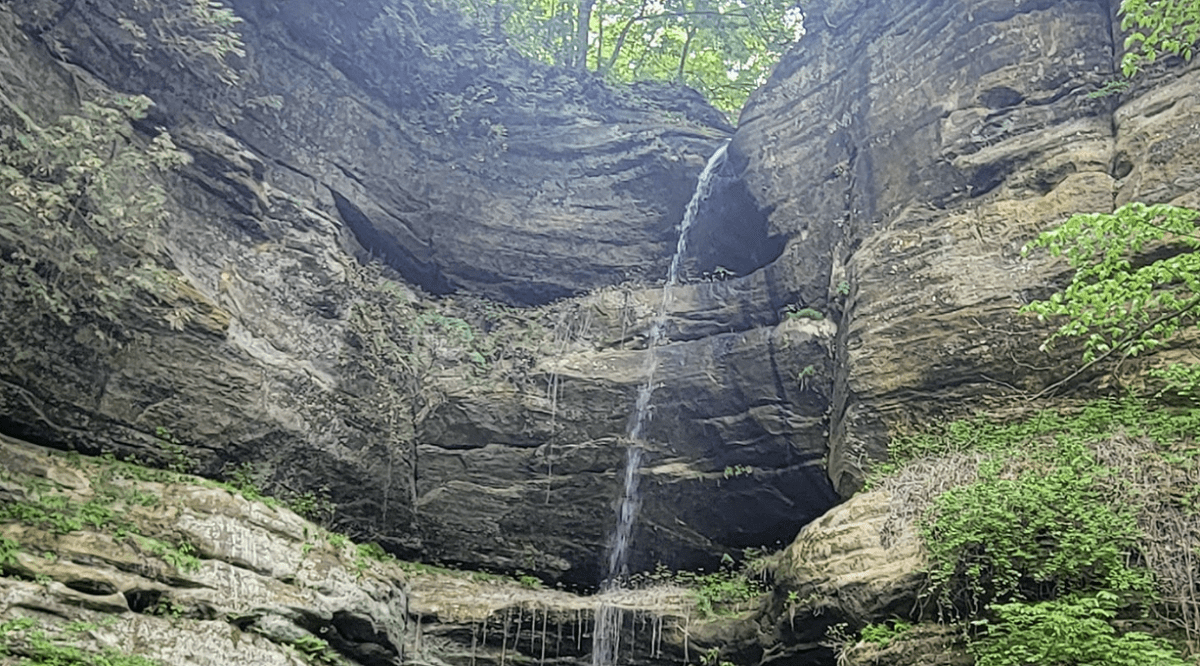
[592,140,730,666]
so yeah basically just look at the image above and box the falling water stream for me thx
[592,140,731,666]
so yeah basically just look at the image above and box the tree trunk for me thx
[575,0,596,69]
[676,26,696,80]
[601,0,648,74]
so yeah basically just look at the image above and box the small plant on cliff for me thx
[784,305,824,320]
[633,560,766,617]
[291,634,339,664]
[859,618,913,647]
[0,536,18,569]
[0,616,164,666]
[722,465,752,479]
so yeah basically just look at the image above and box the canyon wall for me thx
[0,0,835,587]
[736,0,1200,495]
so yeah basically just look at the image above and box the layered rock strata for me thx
[0,0,837,586]
[735,0,1200,494]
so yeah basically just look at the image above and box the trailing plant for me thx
[347,263,494,522]
[0,92,191,336]
[118,0,246,86]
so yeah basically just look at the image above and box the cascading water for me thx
[592,140,730,666]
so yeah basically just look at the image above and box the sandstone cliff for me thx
[0,0,835,588]
[735,0,1200,495]
[3,0,1200,661]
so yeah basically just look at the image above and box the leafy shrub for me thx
[1119,0,1200,76]
[921,438,1151,609]
[972,592,1189,666]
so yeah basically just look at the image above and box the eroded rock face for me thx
[0,434,408,666]
[735,0,1200,495]
[0,0,837,587]
[0,432,735,666]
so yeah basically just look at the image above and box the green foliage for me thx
[155,426,195,474]
[224,461,265,501]
[1119,0,1200,76]
[287,488,335,524]
[149,600,185,619]
[785,305,824,320]
[449,0,804,112]
[921,438,1151,608]
[0,536,18,568]
[1022,202,1200,363]
[515,574,542,588]
[971,592,1189,666]
[0,93,191,332]
[633,561,765,617]
[291,634,339,664]
[134,536,201,573]
[859,618,913,647]
[0,616,164,666]
[722,464,751,479]
[118,0,246,86]
[0,459,204,575]
[0,495,117,535]
[1086,79,1132,99]
[874,397,1200,661]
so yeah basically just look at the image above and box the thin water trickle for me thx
[592,140,730,666]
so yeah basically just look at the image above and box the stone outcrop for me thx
[0,433,762,666]
[5,0,1200,644]
[0,433,408,666]
[733,0,1200,495]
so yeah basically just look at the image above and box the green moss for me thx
[0,617,164,666]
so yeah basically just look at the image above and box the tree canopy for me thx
[447,0,804,113]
